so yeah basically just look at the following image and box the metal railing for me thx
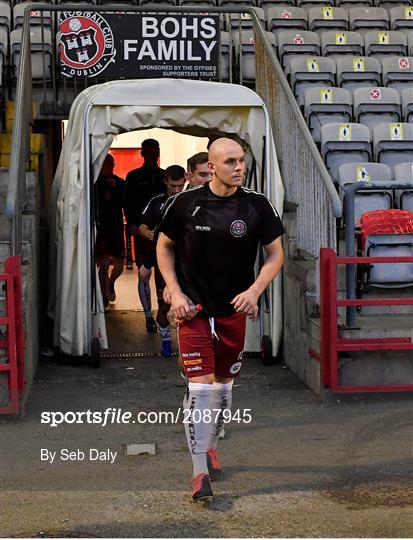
[254,26,342,257]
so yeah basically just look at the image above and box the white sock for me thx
[207,380,233,451]
[183,382,212,477]
[159,325,171,342]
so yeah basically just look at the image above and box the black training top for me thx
[140,192,169,229]
[124,164,165,227]
[158,182,285,317]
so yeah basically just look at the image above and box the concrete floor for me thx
[1,311,412,538]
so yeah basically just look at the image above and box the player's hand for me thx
[129,224,139,236]
[145,229,155,242]
[139,265,151,282]
[230,288,260,321]
[170,291,194,320]
[163,287,172,305]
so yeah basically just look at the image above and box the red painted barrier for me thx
[319,248,413,394]
[0,256,25,414]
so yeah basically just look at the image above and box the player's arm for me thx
[156,232,193,319]
[231,237,284,320]
[138,224,155,241]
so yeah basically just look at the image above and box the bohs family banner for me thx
[59,12,220,80]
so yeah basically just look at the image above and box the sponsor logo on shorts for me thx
[229,361,242,374]
[237,351,244,361]
[187,366,203,372]
[230,220,247,238]
[183,358,203,366]
[181,352,201,358]
[195,225,211,232]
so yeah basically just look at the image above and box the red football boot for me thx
[192,473,213,501]
[207,448,222,481]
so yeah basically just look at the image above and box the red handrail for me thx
[319,248,413,394]
[0,256,25,414]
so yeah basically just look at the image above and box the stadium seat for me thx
[308,6,348,32]
[321,122,371,181]
[336,56,381,91]
[267,6,307,36]
[289,56,336,107]
[276,30,320,69]
[218,0,255,6]
[364,30,407,56]
[13,2,52,28]
[179,0,216,5]
[360,209,413,287]
[336,0,373,6]
[139,0,176,6]
[390,6,413,33]
[373,122,413,172]
[0,1,11,33]
[261,0,295,13]
[229,9,265,32]
[338,162,393,227]
[296,0,334,7]
[394,162,413,211]
[353,86,401,133]
[381,56,413,91]
[304,86,352,143]
[402,88,413,122]
[219,31,231,82]
[349,7,389,32]
[10,27,52,80]
[234,30,276,84]
[0,27,7,86]
[374,0,412,7]
[321,30,364,57]
[98,0,134,4]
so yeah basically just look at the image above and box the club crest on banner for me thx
[59,13,116,77]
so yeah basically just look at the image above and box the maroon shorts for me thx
[178,312,246,379]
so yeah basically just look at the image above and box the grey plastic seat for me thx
[349,7,389,32]
[364,230,413,287]
[11,27,52,80]
[0,1,11,33]
[304,86,352,143]
[321,122,371,181]
[336,0,373,6]
[180,0,216,4]
[338,162,393,226]
[390,6,413,33]
[276,30,320,69]
[219,31,231,82]
[365,31,407,56]
[394,162,413,211]
[353,87,401,133]
[408,32,413,56]
[13,2,52,28]
[374,0,412,7]
[381,56,413,91]
[140,0,176,5]
[261,0,295,15]
[229,8,265,32]
[321,31,364,57]
[308,7,348,32]
[402,88,413,122]
[234,30,276,83]
[0,27,7,86]
[336,56,381,91]
[290,56,336,107]
[267,6,307,37]
[218,0,255,6]
[297,0,334,7]
[373,122,413,173]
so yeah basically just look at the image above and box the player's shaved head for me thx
[208,138,244,162]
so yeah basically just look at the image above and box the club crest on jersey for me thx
[230,220,247,238]
[59,13,116,78]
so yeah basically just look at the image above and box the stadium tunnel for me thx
[47,78,285,364]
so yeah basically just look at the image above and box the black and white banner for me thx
[59,12,220,80]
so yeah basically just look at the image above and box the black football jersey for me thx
[159,182,285,317]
